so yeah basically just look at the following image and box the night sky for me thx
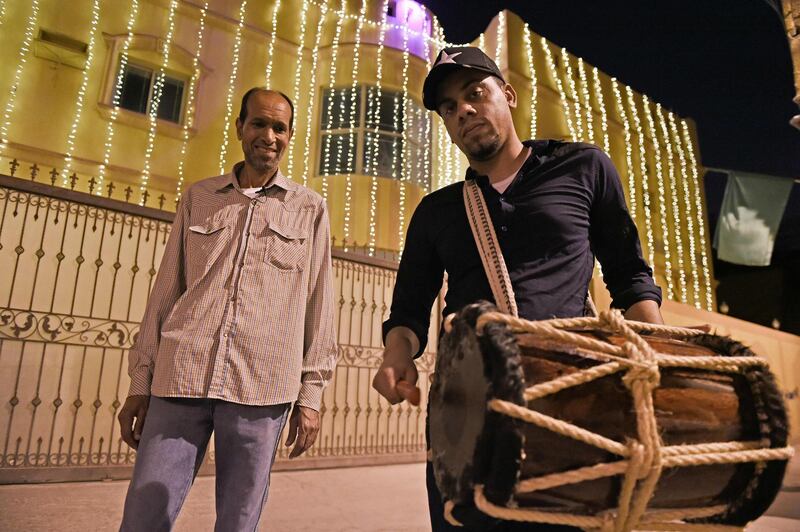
[420,0,800,331]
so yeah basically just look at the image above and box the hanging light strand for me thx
[523,25,537,139]
[611,78,636,219]
[98,0,140,195]
[367,0,389,256]
[577,57,594,144]
[397,18,411,254]
[140,0,179,204]
[175,1,209,203]
[343,0,367,248]
[420,18,432,196]
[60,0,102,187]
[642,96,673,299]
[0,0,40,158]
[286,0,310,182]
[301,3,328,186]
[591,67,610,154]
[681,120,713,311]
[668,111,700,308]
[625,85,655,276]
[656,104,687,303]
[264,0,282,88]
[320,0,345,200]
[217,0,248,176]
[541,38,575,142]
[494,11,505,68]
[562,48,583,140]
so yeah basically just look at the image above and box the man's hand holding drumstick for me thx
[373,326,421,406]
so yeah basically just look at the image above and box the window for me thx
[117,62,186,124]
[318,85,431,190]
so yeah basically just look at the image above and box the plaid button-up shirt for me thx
[128,164,337,410]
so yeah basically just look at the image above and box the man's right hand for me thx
[372,327,420,405]
[118,395,150,450]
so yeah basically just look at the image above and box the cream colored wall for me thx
[1,1,714,299]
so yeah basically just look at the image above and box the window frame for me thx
[115,58,188,125]
[317,84,430,188]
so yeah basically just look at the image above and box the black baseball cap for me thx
[422,46,505,111]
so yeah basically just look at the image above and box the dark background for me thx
[419,0,800,334]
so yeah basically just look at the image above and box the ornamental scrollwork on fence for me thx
[0,308,139,348]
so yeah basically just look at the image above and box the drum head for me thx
[430,302,526,508]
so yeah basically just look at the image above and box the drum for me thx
[429,301,793,531]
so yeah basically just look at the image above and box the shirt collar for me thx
[215,162,297,192]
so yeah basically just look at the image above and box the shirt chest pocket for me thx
[187,216,230,282]
[264,222,308,271]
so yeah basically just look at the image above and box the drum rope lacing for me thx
[441,309,794,532]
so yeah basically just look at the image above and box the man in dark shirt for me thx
[372,47,664,530]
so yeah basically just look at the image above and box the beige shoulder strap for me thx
[463,179,518,317]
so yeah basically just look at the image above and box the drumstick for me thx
[396,380,421,406]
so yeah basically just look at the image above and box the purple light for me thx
[392,0,430,35]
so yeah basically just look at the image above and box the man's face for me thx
[435,70,517,162]
[236,91,293,175]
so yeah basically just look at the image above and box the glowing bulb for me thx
[264,0,282,88]
[140,0,179,205]
[591,67,609,154]
[668,111,699,308]
[611,78,636,218]
[541,38,575,141]
[625,85,655,275]
[61,0,102,187]
[562,48,583,140]
[175,2,209,203]
[0,0,40,158]
[577,57,593,144]
[217,0,248,176]
[286,0,310,182]
[656,104,687,303]
[523,25,537,139]
[642,96,673,300]
[98,0,139,196]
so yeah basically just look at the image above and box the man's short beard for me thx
[465,137,500,161]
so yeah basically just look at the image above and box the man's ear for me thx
[504,83,518,109]
[235,118,243,141]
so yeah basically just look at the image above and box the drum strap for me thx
[463,179,519,317]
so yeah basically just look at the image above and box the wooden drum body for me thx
[429,302,793,531]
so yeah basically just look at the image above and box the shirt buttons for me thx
[501,226,508,232]
[223,332,229,337]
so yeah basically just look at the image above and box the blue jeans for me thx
[120,396,290,532]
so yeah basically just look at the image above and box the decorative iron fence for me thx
[0,173,439,483]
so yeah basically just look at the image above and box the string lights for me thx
[625,85,655,275]
[611,78,636,218]
[397,17,412,253]
[264,0,282,88]
[668,111,700,308]
[0,0,39,158]
[681,119,713,310]
[494,11,505,68]
[320,0,345,202]
[217,0,248,176]
[367,0,389,256]
[577,58,594,144]
[301,3,328,186]
[175,1,209,203]
[657,103,687,303]
[642,96,673,299]
[541,38,575,141]
[591,67,610,154]
[286,0,310,181]
[562,48,583,140]
[343,0,367,248]
[523,25,537,139]
[61,0,101,187]
[98,0,139,196]
[140,0,179,204]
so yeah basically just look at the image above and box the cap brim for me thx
[422,64,505,111]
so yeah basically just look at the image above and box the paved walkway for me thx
[0,450,797,531]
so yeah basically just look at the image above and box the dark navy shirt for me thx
[383,140,662,356]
